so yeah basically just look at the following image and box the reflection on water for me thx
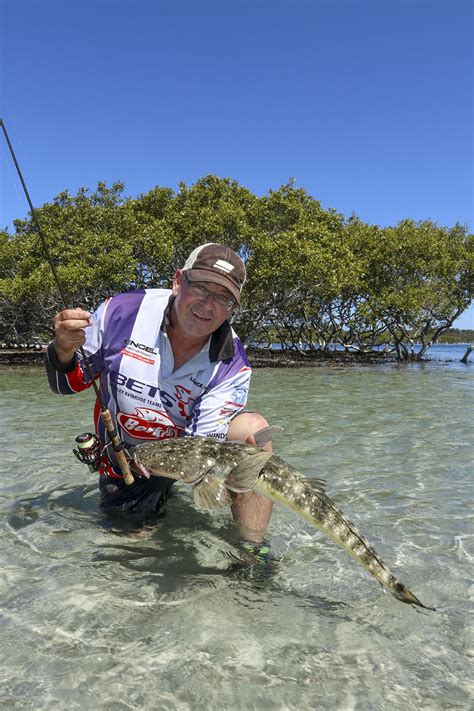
[0,363,473,709]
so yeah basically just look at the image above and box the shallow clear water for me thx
[0,361,473,710]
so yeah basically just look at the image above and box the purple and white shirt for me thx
[45,289,251,473]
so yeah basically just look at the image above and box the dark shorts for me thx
[99,474,175,516]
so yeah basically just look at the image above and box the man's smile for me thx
[191,308,212,322]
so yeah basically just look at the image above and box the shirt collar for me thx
[161,294,234,363]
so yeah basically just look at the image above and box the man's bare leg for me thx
[226,412,273,543]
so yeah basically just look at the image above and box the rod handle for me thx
[100,409,135,485]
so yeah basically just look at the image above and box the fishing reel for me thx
[73,433,102,472]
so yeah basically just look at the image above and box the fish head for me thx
[134,437,217,484]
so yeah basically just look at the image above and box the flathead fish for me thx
[135,428,433,610]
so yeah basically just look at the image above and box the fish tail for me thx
[257,459,433,610]
[388,578,436,610]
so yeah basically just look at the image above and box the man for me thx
[45,243,272,552]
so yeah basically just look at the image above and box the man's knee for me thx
[227,412,269,447]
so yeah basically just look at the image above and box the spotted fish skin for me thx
[256,457,432,609]
[135,437,433,610]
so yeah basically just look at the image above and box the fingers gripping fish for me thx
[134,427,434,610]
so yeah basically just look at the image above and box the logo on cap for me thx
[214,259,235,273]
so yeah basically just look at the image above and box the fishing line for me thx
[0,118,134,485]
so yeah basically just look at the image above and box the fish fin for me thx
[253,425,284,449]
[224,451,273,492]
[192,474,232,510]
[300,476,327,493]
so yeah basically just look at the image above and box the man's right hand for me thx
[53,308,92,364]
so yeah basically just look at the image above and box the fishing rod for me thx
[0,118,134,485]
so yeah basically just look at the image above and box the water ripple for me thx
[0,365,473,709]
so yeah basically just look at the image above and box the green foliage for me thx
[353,219,473,357]
[435,328,474,343]
[0,175,472,361]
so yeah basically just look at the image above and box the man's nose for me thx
[200,293,216,306]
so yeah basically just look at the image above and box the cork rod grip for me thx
[100,409,135,485]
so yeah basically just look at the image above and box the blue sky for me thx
[1,0,472,327]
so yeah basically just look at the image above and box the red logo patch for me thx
[117,407,182,440]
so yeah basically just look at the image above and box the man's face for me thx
[171,270,235,340]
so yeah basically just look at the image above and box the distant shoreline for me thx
[1,344,470,368]
[0,346,401,368]
[246,347,397,367]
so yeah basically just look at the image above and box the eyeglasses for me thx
[184,274,236,311]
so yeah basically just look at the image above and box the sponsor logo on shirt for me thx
[228,386,247,406]
[219,404,242,419]
[110,371,161,399]
[121,338,158,364]
[190,375,205,389]
[117,407,182,439]
[121,349,155,365]
[123,338,158,355]
[219,385,247,418]
[110,371,187,416]
[174,385,195,418]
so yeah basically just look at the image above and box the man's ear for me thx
[172,269,184,296]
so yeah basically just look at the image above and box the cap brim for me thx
[186,269,241,303]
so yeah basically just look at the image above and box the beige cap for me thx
[183,243,246,303]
